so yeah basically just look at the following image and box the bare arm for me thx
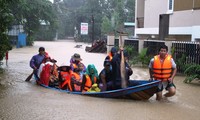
[100,74,107,86]
[168,68,177,82]
[149,68,154,80]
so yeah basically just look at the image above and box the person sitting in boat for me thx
[111,48,133,90]
[70,53,86,72]
[59,64,73,91]
[105,47,117,61]
[83,64,100,92]
[99,60,113,91]
[38,54,58,87]
[70,63,87,92]
[86,64,99,84]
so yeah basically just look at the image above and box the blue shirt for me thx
[30,54,45,69]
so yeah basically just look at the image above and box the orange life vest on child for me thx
[82,75,92,92]
[59,70,73,91]
[71,72,83,92]
[153,55,172,81]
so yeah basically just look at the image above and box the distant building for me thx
[135,0,200,41]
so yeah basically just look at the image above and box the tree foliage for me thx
[0,0,57,62]
[0,0,16,61]
[8,0,58,45]
[56,0,135,41]
[184,64,200,83]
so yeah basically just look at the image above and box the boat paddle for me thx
[25,70,34,81]
[119,33,127,88]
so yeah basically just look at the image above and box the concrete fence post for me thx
[107,33,115,54]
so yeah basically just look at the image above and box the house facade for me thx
[135,0,200,41]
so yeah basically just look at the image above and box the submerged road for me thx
[0,40,200,120]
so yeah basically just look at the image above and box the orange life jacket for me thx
[108,52,113,61]
[59,70,73,91]
[153,55,172,81]
[71,72,83,92]
[83,75,92,92]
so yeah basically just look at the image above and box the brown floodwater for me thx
[0,40,200,120]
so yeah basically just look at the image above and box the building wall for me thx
[135,0,200,41]
[170,10,200,27]
[143,0,200,28]
[136,0,145,18]
[144,0,168,28]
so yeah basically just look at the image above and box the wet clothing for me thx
[111,53,133,89]
[157,81,176,92]
[105,52,113,61]
[70,62,86,72]
[30,54,45,70]
[85,64,99,84]
[99,68,113,90]
[149,54,176,81]
[152,55,172,81]
[59,71,72,90]
[70,72,92,92]
[149,54,177,92]
[30,54,45,80]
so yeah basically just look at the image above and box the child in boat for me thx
[59,64,73,91]
[70,63,87,92]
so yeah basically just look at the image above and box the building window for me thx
[167,0,174,14]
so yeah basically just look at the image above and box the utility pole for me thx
[91,14,94,43]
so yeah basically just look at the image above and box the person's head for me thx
[86,64,97,75]
[78,63,84,72]
[158,45,168,58]
[103,60,111,71]
[111,47,117,56]
[72,53,82,62]
[119,50,129,60]
[39,47,45,55]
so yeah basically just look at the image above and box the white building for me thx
[135,0,200,41]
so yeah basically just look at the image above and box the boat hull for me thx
[40,80,160,100]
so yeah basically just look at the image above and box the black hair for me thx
[39,47,45,52]
[159,44,168,52]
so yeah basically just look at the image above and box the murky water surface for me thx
[0,41,200,120]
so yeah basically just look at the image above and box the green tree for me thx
[53,0,135,42]
[101,16,112,35]
[9,0,57,45]
[0,0,16,61]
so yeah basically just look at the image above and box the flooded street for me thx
[0,41,200,120]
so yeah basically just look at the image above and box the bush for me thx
[128,48,152,67]
[184,64,200,83]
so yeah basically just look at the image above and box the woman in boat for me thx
[85,64,99,85]
[82,64,100,92]
[70,53,86,72]
[111,48,133,89]
[98,60,113,91]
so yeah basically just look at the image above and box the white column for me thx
[107,34,115,54]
